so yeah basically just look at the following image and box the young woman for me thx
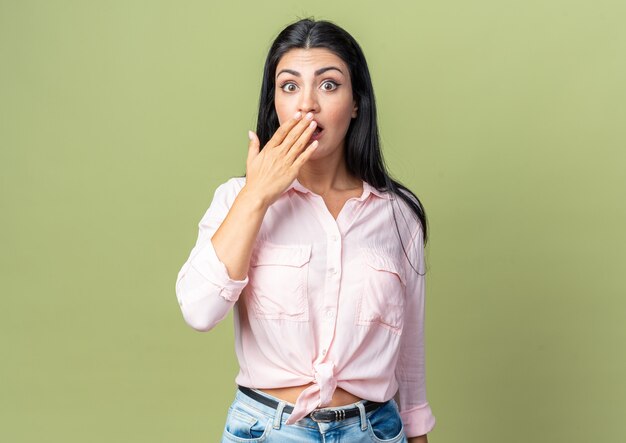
[175,18,436,442]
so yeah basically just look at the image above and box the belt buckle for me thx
[309,408,347,423]
[309,410,331,423]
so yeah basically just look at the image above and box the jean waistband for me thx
[237,385,386,423]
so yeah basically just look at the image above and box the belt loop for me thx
[356,401,367,431]
[273,400,286,429]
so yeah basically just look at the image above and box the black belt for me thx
[237,385,386,423]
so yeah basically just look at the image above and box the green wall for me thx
[1,1,625,441]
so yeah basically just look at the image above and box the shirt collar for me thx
[285,177,392,200]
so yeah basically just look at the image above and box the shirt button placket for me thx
[328,233,340,276]
[320,230,341,359]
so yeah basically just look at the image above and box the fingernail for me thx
[306,112,314,120]
[294,111,302,119]
[248,130,253,141]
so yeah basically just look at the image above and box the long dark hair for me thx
[240,17,428,275]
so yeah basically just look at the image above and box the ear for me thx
[351,99,358,118]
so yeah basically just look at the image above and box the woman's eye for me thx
[279,81,340,93]
[322,80,339,91]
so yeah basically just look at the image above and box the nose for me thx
[298,86,320,115]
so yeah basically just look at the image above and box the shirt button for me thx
[331,235,339,241]
[325,309,334,318]
[322,349,327,355]
[329,267,338,274]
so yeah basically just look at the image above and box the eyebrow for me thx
[276,66,344,79]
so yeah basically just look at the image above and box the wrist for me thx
[238,185,271,212]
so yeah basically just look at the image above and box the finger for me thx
[246,130,260,165]
[293,140,319,169]
[266,112,304,148]
[279,113,316,151]
[286,119,317,159]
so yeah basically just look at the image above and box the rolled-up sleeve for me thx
[175,178,249,332]
[394,223,436,437]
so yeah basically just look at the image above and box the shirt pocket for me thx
[247,242,312,321]
[356,248,407,334]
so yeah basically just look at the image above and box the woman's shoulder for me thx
[204,176,247,210]
[214,175,246,196]
[217,175,246,188]
[387,186,425,249]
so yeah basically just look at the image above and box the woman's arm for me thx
[210,185,269,280]
[211,111,321,280]
[394,222,437,436]
[176,113,319,331]
[175,180,269,331]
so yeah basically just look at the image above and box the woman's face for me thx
[274,48,357,159]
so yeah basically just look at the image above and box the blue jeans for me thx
[221,387,407,442]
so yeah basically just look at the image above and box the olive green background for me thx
[1,1,625,442]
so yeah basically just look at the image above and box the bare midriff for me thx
[257,382,362,407]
